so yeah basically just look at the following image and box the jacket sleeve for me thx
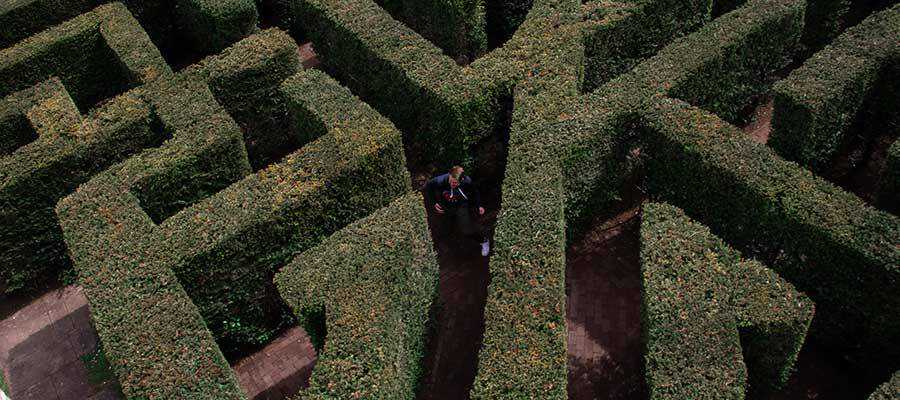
[425,175,444,205]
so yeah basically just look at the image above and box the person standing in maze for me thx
[426,165,491,256]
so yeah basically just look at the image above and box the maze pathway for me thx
[566,208,645,400]
[0,286,119,400]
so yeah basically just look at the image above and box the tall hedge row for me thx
[153,66,410,354]
[56,79,250,400]
[279,0,589,167]
[0,3,172,295]
[581,0,711,92]
[0,0,258,57]
[275,193,438,399]
[472,1,809,396]
[642,97,900,369]
[770,4,900,171]
[640,202,813,399]
[0,3,170,111]
[376,0,487,61]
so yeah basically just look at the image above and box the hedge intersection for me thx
[0,0,897,399]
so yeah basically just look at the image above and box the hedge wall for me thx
[769,4,900,171]
[0,3,172,295]
[581,0,711,92]
[0,0,258,58]
[181,28,302,170]
[642,97,900,369]
[176,0,259,54]
[640,202,813,399]
[279,0,588,167]
[869,371,900,400]
[376,0,487,61]
[0,2,170,111]
[152,66,410,355]
[56,79,249,400]
[275,193,438,399]
[472,1,806,396]
[469,1,586,396]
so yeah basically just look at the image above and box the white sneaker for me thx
[481,240,490,257]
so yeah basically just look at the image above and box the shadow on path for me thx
[566,205,647,400]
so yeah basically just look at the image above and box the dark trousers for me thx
[443,207,486,243]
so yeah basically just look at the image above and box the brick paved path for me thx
[0,286,121,400]
[232,327,317,400]
[416,208,492,400]
[566,207,647,400]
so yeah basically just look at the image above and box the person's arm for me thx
[426,174,447,213]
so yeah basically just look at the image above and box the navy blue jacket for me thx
[425,173,481,210]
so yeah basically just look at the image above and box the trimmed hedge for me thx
[56,78,250,400]
[869,371,900,400]
[0,0,258,58]
[57,27,412,395]
[279,0,587,167]
[469,2,586,397]
[181,28,303,170]
[376,0,487,61]
[152,67,409,354]
[640,202,813,399]
[275,193,438,399]
[642,97,900,368]
[473,1,807,396]
[176,0,259,54]
[486,0,533,44]
[581,0,711,91]
[0,3,172,295]
[769,4,900,171]
[0,2,170,111]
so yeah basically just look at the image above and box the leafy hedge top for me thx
[275,193,438,399]
[0,2,171,108]
[770,4,900,169]
[473,1,807,397]
[641,97,900,367]
[56,79,248,400]
[640,201,813,399]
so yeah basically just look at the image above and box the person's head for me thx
[449,165,464,188]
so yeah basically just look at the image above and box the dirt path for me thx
[566,206,646,400]
[742,97,774,144]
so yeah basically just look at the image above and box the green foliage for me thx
[770,5,900,170]
[176,0,259,54]
[377,0,487,60]
[0,4,172,295]
[640,202,813,399]
[0,0,258,58]
[276,193,438,399]
[642,97,900,368]
[582,0,712,92]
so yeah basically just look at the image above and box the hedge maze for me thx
[1,0,898,399]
